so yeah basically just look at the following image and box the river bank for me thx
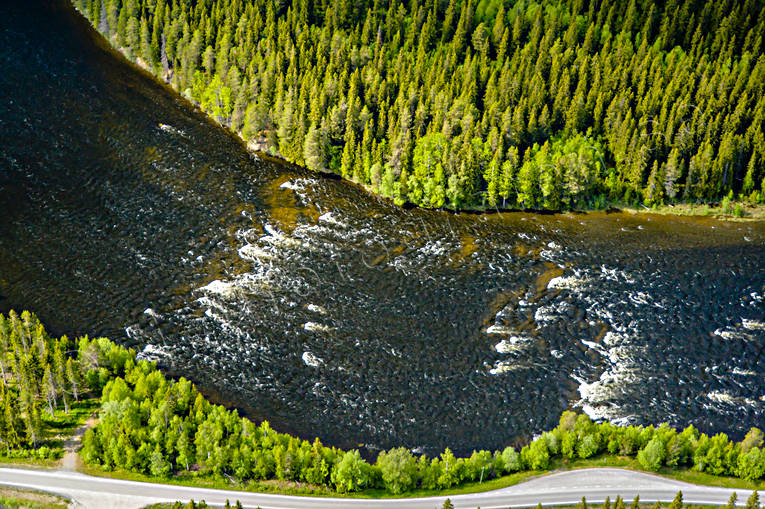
[252,147,765,222]
[3,0,764,458]
[91,31,765,225]
[1,312,763,501]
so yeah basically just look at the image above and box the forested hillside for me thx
[72,0,765,211]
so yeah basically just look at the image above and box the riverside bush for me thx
[79,340,765,493]
[5,311,763,494]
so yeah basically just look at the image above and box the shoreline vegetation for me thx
[70,0,765,218]
[254,150,765,222]
[1,311,764,499]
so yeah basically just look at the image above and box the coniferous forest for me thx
[0,311,125,459]
[72,0,765,211]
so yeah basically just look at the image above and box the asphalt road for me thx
[0,467,756,509]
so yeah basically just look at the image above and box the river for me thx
[0,0,763,456]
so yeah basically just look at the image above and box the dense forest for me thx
[83,365,765,492]
[2,311,764,491]
[72,0,765,211]
[0,311,126,459]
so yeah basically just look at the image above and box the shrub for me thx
[499,446,522,473]
[737,448,765,481]
[637,438,666,471]
[578,434,600,459]
[376,447,417,494]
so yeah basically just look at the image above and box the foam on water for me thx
[1,3,763,455]
[495,336,534,353]
[306,303,328,315]
[139,343,171,360]
[200,279,243,299]
[304,321,333,333]
[534,301,572,323]
[714,327,753,341]
[706,390,761,409]
[261,224,307,249]
[486,324,514,334]
[318,211,346,227]
[238,244,276,261]
[302,351,323,367]
[548,275,590,290]
[489,360,528,375]
[742,318,765,330]
[157,123,185,136]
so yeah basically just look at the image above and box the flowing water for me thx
[1,0,763,456]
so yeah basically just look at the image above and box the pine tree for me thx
[340,131,357,180]
[0,388,19,453]
[744,491,760,509]
[304,122,329,172]
[77,0,765,211]
[724,492,737,509]
[66,357,80,402]
[42,366,57,416]
[669,491,683,509]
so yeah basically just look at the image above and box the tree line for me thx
[0,310,131,459]
[82,350,765,492]
[2,311,764,492]
[0,310,134,458]
[72,0,765,211]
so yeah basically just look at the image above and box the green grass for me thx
[351,470,543,499]
[78,462,337,496]
[0,486,69,509]
[79,460,543,499]
[42,397,100,444]
[656,468,765,491]
[548,453,765,491]
[0,455,62,469]
[549,453,643,470]
[493,503,723,509]
[139,495,731,509]
[79,452,765,500]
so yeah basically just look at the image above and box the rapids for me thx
[0,0,763,456]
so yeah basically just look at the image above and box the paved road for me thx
[0,467,756,509]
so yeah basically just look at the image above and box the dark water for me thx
[1,1,763,456]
